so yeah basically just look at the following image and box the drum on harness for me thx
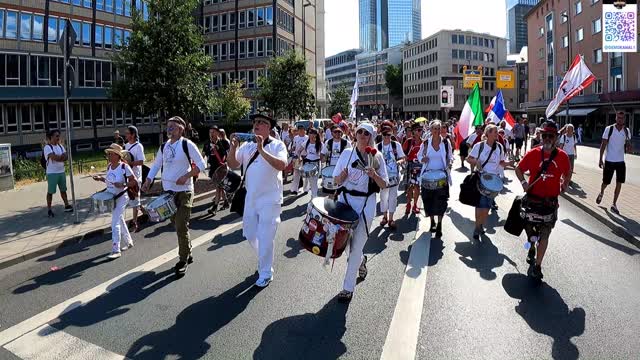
[421,170,447,190]
[298,198,359,264]
[212,165,242,193]
[477,173,503,198]
[521,196,557,224]
[321,165,337,192]
[145,192,178,222]
[91,191,115,214]
[301,163,319,178]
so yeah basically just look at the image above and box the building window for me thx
[594,48,602,63]
[5,11,17,39]
[592,18,601,34]
[116,0,124,15]
[560,11,568,23]
[452,34,457,44]
[72,21,81,45]
[257,38,264,57]
[452,49,458,59]
[115,106,124,126]
[204,16,210,33]
[266,7,273,25]
[72,104,81,128]
[6,105,17,133]
[46,104,58,130]
[105,103,114,126]
[562,35,568,48]
[248,39,254,58]
[229,12,236,30]
[96,25,104,47]
[257,8,265,26]
[220,42,227,61]
[106,0,114,13]
[239,11,245,29]
[458,34,464,44]
[248,8,255,27]
[105,26,113,49]
[220,13,227,31]
[575,1,582,15]
[239,40,245,59]
[125,0,132,17]
[592,79,602,94]
[94,103,104,127]
[576,27,583,42]
[33,104,44,131]
[33,15,44,41]
[212,43,218,61]
[20,105,31,132]
[82,22,91,46]
[539,27,544,37]
[212,14,219,32]
[48,17,58,42]
[20,13,32,40]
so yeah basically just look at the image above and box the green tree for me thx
[328,85,351,118]
[109,0,214,121]
[385,63,403,99]
[212,81,251,128]
[258,50,316,120]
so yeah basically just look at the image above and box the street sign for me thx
[496,70,515,89]
[463,66,483,89]
[440,85,454,108]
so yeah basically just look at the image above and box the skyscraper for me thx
[359,0,421,52]
[506,0,539,54]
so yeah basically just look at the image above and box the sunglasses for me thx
[383,134,392,137]
[333,130,343,134]
[356,129,371,136]
[541,133,556,139]
[414,129,423,132]
[431,127,441,131]
[254,119,270,126]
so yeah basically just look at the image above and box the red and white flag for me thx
[545,55,596,118]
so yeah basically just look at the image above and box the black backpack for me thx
[40,144,58,169]
[377,141,399,159]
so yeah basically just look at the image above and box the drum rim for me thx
[311,198,359,223]
[92,191,115,200]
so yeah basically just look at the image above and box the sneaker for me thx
[121,242,134,251]
[358,256,368,281]
[255,277,273,288]
[337,290,353,303]
[187,255,194,264]
[526,246,536,265]
[531,265,544,279]
[610,205,620,215]
[48,209,54,218]
[596,193,603,204]
[107,251,121,259]
[175,261,188,275]
[64,205,73,213]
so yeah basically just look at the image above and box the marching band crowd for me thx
[42,109,632,302]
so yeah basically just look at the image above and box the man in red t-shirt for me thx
[515,120,571,281]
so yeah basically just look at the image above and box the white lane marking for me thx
[4,324,128,360]
[380,214,431,360]
[0,221,242,347]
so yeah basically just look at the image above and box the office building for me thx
[507,2,537,54]
[359,0,421,52]
[355,44,402,119]
[0,0,158,155]
[201,0,327,121]
[524,0,640,140]
[402,30,509,119]
[325,49,362,95]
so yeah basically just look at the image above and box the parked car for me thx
[293,119,333,130]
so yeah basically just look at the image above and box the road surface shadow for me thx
[253,297,348,359]
[448,208,476,241]
[13,254,112,294]
[454,238,517,281]
[125,274,262,359]
[207,229,244,252]
[502,273,585,360]
[561,219,639,255]
[283,237,304,258]
[565,183,587,199]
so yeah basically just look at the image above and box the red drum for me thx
[299,197,359,261]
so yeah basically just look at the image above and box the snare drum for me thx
[477,173,503,198]
[421,170,447,190]
[408,162,423,184]
[321,165,337,191]
[145,193,178,222]
[299,197,359,259]
[91,191,115,214]
[301,163,319,178]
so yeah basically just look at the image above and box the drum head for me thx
[148,193,173,208]
[313,197,359,223]
[321,166,335,178]
[92,191,114,200]
[302,163,317,172]
[481,173,503,191]
[424,170,447,180]
[223,171,242,193]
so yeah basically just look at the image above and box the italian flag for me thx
[454,83,484,149]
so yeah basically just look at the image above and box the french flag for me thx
[485,90,515,130]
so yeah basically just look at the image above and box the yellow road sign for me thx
[496,70,515,89]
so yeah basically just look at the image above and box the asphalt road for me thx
[0,155,638,359]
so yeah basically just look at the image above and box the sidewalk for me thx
[0,171,216,270]
[562,162,640,248]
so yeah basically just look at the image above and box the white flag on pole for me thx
[545,54,596,118]
[349,77,359,119]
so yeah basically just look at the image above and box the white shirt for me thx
[281,131,291,146]
[418,138,452,185]
[44,144,66,174]
[603,125,630,163]
[105,162,133,195]
[147,138,207,192]
[502,127,513,140]
[292,135,309,155]
[237,138,288,208]
[466,133,479,145]
[124,142,145,182]
[469,141,505,175]
[378,141,405,178]
[303,141,324,161]
[558,134,577,156]
[332,148,388,223]
[322,137,351,166]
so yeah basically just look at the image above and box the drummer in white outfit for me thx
[467,124,510,240]
[322,124,351,167]
[301,128,325,198]
[228,113,288,288]
[124,126,145,232]
[92,144,136,259]
[290,125,309,195]
[377,127,405,230]
[333,122,388,302]
[418,120,452,238]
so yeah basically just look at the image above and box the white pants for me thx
[343,217,371,292]
[380,185,399,214]
[111,194,132,251]
[243,203,281,280]
[291,169,302,193]
[306,175,319,198]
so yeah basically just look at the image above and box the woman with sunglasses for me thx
[333,123,388,302]
[377,126,406,229]
[301,128,325,198]
[403,122,425,215]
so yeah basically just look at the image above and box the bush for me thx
[13,158,45,182]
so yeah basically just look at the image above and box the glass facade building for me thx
[506,0,539,54]
[359,0,420,52]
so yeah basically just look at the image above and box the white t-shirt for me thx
[124,142,145,182]
[558,134,577,156]
[237,138,288,208]
[469,141,505,175]
[378,141,405,178]
[322,137,350,166]
[502,127,513,140]
[292,135,309,155]
[281,131,291,146]
[44,144,66,174]
[419,141,446,171]
[147,138,207,192]
[466,133,479,145]
[303,141,324,161]
[105,162,134,195]
[602,125,630,163]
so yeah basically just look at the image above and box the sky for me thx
[325,0,508,57]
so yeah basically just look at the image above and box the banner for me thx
[545,55,596,118]
[440,85,454,108]
[603,0,637,52]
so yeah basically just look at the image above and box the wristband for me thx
[520,179,527,185]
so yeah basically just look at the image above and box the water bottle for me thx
[524,235,540,250]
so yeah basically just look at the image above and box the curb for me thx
[560,192,640,249]
[0,190,217,271]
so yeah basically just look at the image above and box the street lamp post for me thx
[562,2,571,126]
[302,1,317,115]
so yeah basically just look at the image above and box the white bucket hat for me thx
[355,122,376,147]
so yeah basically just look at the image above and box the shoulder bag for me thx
[230,148,261,216]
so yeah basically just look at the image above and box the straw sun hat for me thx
[104,143,129,159]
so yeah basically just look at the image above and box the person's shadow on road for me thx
[502,273,585,360]
[253,297,348,360]
[125,274,262,359]
[454,238,517,281]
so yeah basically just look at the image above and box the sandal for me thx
[596,193,603,204]
[358,256,368,281]
[380,217,388,227]
[338,290,353,302]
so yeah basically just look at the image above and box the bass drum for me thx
[214,165,242,193]
[299,198,359,259]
